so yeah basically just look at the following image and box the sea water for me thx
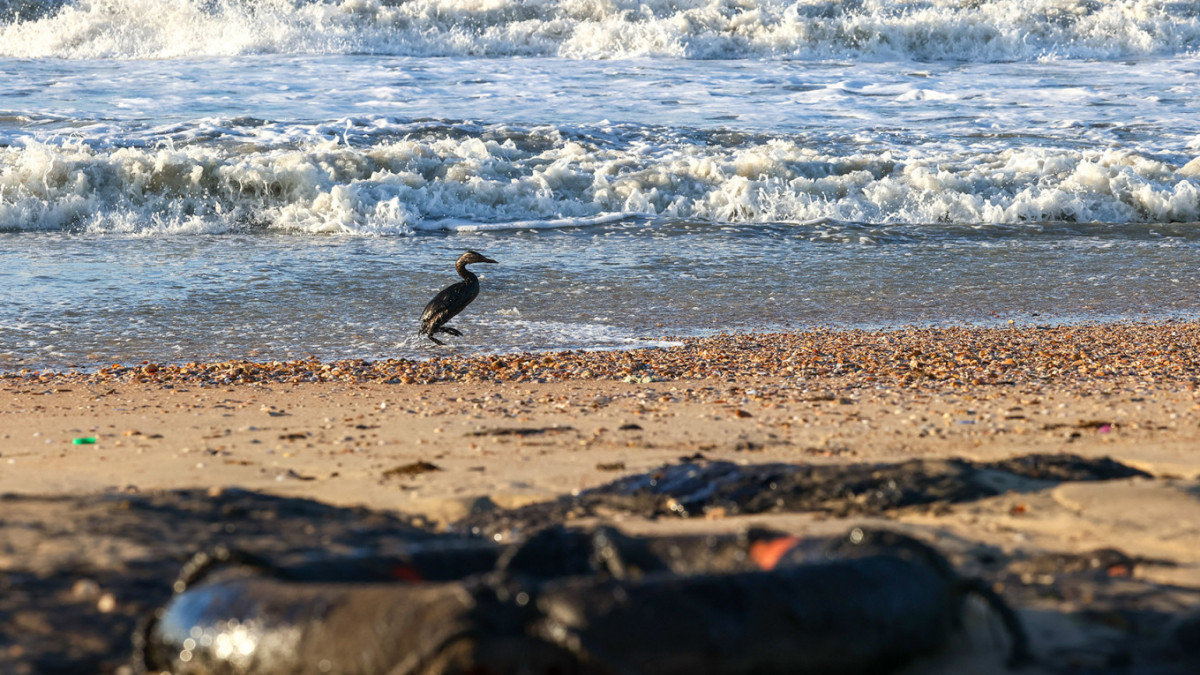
[1,0,1199,369]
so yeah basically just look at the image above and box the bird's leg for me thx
[439,326,463,337]
[426,333,445,345]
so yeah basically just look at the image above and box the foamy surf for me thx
[2,0,1198,61]
[3,126,1198,235]
[419,213,640,232]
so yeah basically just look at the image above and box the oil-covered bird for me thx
[418,250,498,345]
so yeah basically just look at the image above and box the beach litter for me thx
[457,453,1152,536]
[136,526,1029,674]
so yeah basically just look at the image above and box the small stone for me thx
[72,579,101,600]
[97,593,117,613]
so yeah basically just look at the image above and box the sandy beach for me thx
[7,2,1200,673]
[5,322,1200,673]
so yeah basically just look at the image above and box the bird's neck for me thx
[456,261,478,283]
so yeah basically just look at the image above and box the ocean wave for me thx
[2,121,1198,233]
[1,0,1198,61]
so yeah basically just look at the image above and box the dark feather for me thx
[420,279,479,335]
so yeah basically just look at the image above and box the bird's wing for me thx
[420,281,479,331]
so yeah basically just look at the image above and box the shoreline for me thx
[6,321,1200,516]
[4,321,1200,673]
[7,320,1200,387]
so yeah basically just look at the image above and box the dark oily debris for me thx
[3,491,1197,675]
[987,454,1145,482]
[1,489,434,566]
[138,528,1199,675]
[467,426,575,437]
[383,461,443,478]
[137,528,1029,675]
[1175,612,1200,661]
[456,453,1150,535]
[1006,548,1147,581]
[530,557,990,675]
[995,546,1186,611]
[0,490,436,675]
[995,548,1200,671]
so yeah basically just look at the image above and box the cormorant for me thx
[418,250,498,345]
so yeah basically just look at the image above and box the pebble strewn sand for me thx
[4,322,1200,674]
[6,322,1200,388]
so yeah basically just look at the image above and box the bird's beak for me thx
[481,256,498,264]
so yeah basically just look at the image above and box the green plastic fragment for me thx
[72,437,97,445]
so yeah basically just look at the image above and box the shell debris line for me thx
[5,322,1200,389]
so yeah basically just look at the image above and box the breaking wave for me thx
[3,119,1198,234]
[1,0,1198,61]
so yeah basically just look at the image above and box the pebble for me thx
[96,593,117,613]
[71,579,101,600]
[6,322,1199,392]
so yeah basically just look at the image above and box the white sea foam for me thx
[419,212,637,232]
[3,126,1198,234]
[473,316,683,353]
[1,0,1197,61]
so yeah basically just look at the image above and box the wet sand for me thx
[4,323,1200,673]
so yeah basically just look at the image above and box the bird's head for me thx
[459,250,498,265]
